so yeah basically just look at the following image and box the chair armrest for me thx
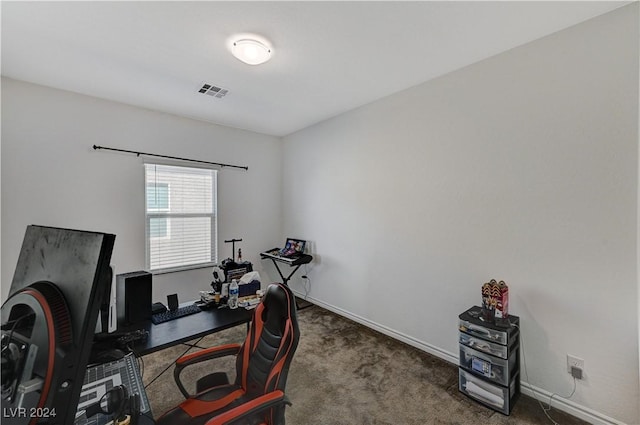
[174,343,241,398]
[177,343,242,367]
[204,390,289,425]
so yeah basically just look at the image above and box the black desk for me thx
[121,304,253,356]
[86,305,252,425]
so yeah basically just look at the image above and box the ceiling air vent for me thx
[198,83,229,99]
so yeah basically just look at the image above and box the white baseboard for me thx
[294,292,458,364]
[293,291,627,425]
[519,382,627,425]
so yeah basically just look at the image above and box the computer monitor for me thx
[1,225,115,425]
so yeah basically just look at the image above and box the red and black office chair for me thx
[156,282,300,425]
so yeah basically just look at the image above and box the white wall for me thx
[638,3,640,421]
[282,5,639,424]
[1,78,283,303]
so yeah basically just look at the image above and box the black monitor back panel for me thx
[6,225,115,424]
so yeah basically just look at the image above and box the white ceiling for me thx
[1,1,630,137]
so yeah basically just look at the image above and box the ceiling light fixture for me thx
[231,38,272,65]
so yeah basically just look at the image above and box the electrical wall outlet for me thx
[567,354,584,377]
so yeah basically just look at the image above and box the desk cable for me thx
[510,322,576,425]
[300,264,312,300]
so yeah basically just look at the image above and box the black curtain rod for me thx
[92,145,248,170]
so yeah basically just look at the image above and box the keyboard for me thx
[260,250,311,266]
[151,304,201,325]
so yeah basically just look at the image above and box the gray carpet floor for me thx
[141,304,588,424]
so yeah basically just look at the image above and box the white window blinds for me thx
[145,163,217,272]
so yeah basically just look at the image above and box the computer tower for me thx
[116,270,152,325]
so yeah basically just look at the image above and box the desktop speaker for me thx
[167,293,178,311]
[116,271,152,326]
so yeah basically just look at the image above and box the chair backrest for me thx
[235,283,299,399]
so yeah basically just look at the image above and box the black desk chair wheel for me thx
[156,283,300,425]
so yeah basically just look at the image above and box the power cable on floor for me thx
[511,322,577,425]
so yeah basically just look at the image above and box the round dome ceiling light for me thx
[231,38,272,65]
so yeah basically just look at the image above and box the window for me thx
[145,163,217,272]
[146,183,169,238]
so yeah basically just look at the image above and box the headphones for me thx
[212,266,225,284]
[83,385,141,425]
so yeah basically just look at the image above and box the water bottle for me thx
[228,279,239,309]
